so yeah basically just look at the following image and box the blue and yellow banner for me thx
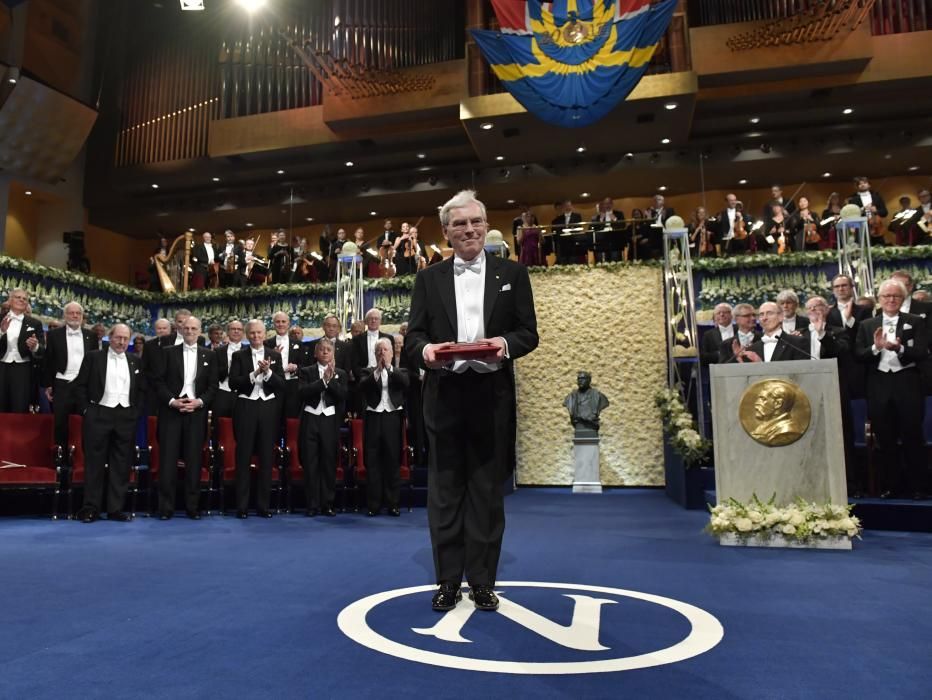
[472,0,678,128]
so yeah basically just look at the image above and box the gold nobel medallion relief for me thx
[562,20,590,44]
[739,379,811,447]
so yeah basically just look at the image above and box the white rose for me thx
[839,518,855,532]
[788,512,805,527]
[781,524,796,535]
[735,517,753,532]
[748,510,763,523]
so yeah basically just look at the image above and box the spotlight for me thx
[822,172,832,178]
[24,190,32,196]
[211,177,220,182]
[245,222,254,227]
[658,185,667,192]
[276,169,285,175]
[624,152,634,161]
[345,161,355,167]
[417,153,426,159]
[235,0,267,12]
[664,102,678,110]
[842,107,853,115]
[576,145,586,153]
[580,192,590,198]
[506,199,515,204]
[369,211,377,216]
[179,0,205,9]
[151,184,159,189]
[909,165,920,172]
[738,179,747,185]
[495,155,505,161]
[7,67,19,84]
[661,138,671,145]
[305,217,314,222]
[479,122,494,131]
[749,117,760,124]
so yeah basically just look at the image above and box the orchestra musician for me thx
[790,196,821,252]
[848,176,888,246]
[217,230,244,287]
[688,206,716,258]
[268,231,292,284]
[327,228,348,280]
[764,184,797,220]
[645,194,675,259]
[190,231,218,290]
[240,238,269,286]
[393,225,427,276]
[819,193,843,250]
[762,202,790,254]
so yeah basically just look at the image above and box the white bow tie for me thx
[454,258,481,276]
[762,336,780,345]
[183,344,197,352]
[67,329,82,337]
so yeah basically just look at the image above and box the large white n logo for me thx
[412,593,617,651]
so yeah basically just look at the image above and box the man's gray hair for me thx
[878,279,909,299]
[733,303,755,316]
[775,289,799,305]
[63,301,84,315]
[439,189,487,228]
[315,337,334,351]
[364,308,382,321]
[246,318,265,333]
[714,303,733,313]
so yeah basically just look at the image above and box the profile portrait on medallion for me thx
[739,379,811,447]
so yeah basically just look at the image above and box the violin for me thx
[802,212,820,245]
[733,211,747,240]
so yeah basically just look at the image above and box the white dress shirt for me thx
[1,313,27,364]
[204,243,215,264]
[99,350,131,408]
[858,191,873,210]
[782,316,798,334]
[873,314,910,372]
[275,334,295,379]
[723,208,736,240]
[717,324,734,342]
[366,330,380,368]
[368,367,400,413]
[219,343,239,392]
[452,251,500,374]
[174,333,184,346]
[304,363,336,416]
[761,332,781,363]
[241,347,275,401]
[808,325,825,359]
[179,343,198,399]
[836,301,856,329]
[57,328,86,382]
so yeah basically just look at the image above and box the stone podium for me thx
[709,359,847,506]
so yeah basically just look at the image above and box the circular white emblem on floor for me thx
[337,581,724,675]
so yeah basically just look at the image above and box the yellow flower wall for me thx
[514,266,667,486]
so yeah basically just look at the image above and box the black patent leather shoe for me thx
[431,583,462,611]
[77,506,99,523]
[366,510,377,517]
[236,510,248,519]
[257,510,273,518]
[158,512,172,521]
[186,510,201,520]
[469,586,500,611]
[388,508,401,517]
[322,507,336,517]
[107,511,132,522]
[305,508,318,517]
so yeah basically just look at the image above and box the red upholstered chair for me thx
[66,414,142,518]
[282,417,349,513]
[0,413,63,519]
[350,416,414,512]
[145,415,215,515]
[215,416,283,514]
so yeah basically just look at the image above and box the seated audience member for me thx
[43,301,97,445]
[298,338,348,517]
[776,289,809,336]
[700,303,735,365]
[720,304,760,363]
[229,319,285,518]
[854,279,929,499]
[1,288,44,413]
[730,302,809,363]
[359,338,409,516]
[73,324,144,523]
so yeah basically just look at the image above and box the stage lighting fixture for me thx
[180,0,205,10]
[7,67,19,84]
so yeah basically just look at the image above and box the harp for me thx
[153,231,194,293]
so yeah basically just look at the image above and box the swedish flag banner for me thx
[471,0,678,128]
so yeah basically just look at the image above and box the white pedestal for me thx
[719,533,852,550]
[572,435,602,494]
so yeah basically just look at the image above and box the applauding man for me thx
[359,338,409,516]
[298,338,348,517]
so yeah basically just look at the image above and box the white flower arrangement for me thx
[707,494,862,544]
[655,387,711,467]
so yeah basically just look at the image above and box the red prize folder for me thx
[434,342,500,362]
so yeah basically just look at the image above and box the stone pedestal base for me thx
[718,533,852,550]
[572,435,602,494]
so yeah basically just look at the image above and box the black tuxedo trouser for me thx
[299,411,339,510]
[157,407,208,513]
[82,404,136,513]
[52,378,82,447]
[866,368,927,494]
[424,369,510,587]
[233,397,280,512]
[407,377,426,465]
[281,378,301,420]
[364,409,402,512]
[212,389,235,419]
[725,237,749,255]
[0,362,32,413]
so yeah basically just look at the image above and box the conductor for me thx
[405,190,539,612]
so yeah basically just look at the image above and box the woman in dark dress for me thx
[516,210,543,267]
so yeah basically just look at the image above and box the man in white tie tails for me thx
[731,302,808,363]
[406,190,539,613]
[0,288,43,413]
[42,301,97,446]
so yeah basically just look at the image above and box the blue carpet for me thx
[1,489,930,699]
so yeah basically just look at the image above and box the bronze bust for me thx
[564,371,610,437]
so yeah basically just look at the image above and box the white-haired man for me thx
[265,311,307,419]
[700,303,735,365]
[73,324,144,522]
[0,288,43,413]
[406,189,539,612]
[42,301,96,446]
[732,302,809,363]
[855,279,929,499]
[213,319,247,419]
[352,307,392,414]
[776,290,809,336]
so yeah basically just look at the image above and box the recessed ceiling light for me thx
[747,132,762,138]
[151,184,159,189]
[908,165,920,172]
[479,122,494,130]
[211,177,220,182]
[24,190,32,195]
[749,117,760,124]
[661,138,671,145]
[658,185,667,192]
[188,228,195,232]
[416,153,426,159]
[305,217,314,222]
[842,107,853,115]
[245,222,254,227]
[276,169,285,175]
[822,172,832,178]
[738,179,747,185]
[369,211,377,216]
[345,161,354,167]
[576,146,586,153]
[506,199,515,204]
[495,155,505,161]
[624,152,634,159]
[664,102,678,110]
[580,192,590,198]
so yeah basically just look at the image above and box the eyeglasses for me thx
[832,283,851,288]
[879,294,904,300]
[449,217,487,232]
[735,313,755,317]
